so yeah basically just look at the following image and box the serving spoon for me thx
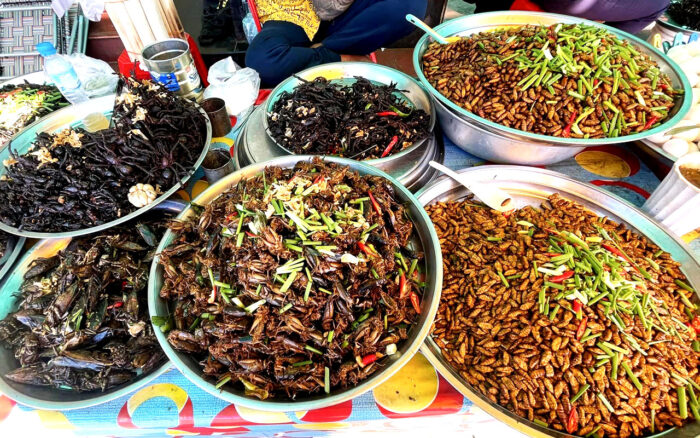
[405,14,460,45]
[429,161,513,212]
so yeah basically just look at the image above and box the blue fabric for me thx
[245,0,427,86]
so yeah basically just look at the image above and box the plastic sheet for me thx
[204,57,260,120]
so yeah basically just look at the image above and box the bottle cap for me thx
[36,42,57,57]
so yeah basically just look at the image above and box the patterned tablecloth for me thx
[0,130,697,437]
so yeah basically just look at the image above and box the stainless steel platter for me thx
[0,200,184,410]
[655,6,699,43]
[411,12,693,164]
[0,233,26,286]
[148,155,443,411]
[235,104,444,192]
[262,62,436,161]
[415,166,700,438]
[0,94,212,239]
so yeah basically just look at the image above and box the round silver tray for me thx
[415,166,700,438]
[0,199,184,410]
[235,105,444,192]
[412,11,692,148]
[0,94,212,239]
[149,155,443,411]
[0,234,26,286]
[262,62,436,162]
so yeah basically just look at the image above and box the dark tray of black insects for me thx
[263,62,436,160]
[0,87,212,239]
[236,103,445,192]
[0,200,184,410]
[659,1,700,33]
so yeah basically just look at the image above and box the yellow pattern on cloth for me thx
[255,0,321,40]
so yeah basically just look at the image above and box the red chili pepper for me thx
[225,212,238,222]
[380,135,399,158]
[376,111,399,117]
[562,111,577,138]
[544,252,562,257]
[643,115,659,131]
[593,79,599,87]
[399,273,407,299]
[659,83,669,90]
[357,241,377,257]
[691,316,700,335]
[107,301,124,310]
[550,270,574,283]
[566,407,579,434]
[245,231,258,238]
[121,280,128,289]
[576,316,588,340]
[361,353,378,366]
[572,299,582,314]
[368,191,382,216]
[208,286,218,304]
[410,291,421,314]
[602,244,630,262]
[313,174,323,185]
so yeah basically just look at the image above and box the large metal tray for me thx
[235,104,444,192]
[0,200,184,410]
[262,62,436,163]
[149,155,443,411]
[412,11,692,147]
[415,166,700,438]
[0,94,212,239]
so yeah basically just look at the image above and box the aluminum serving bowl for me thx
[0,233,25,286]
[412,11,693,165]
[0,94,212,239]
[415,166,700,438]
[0,200,184,410]
[262,62,436,165]
[654,4,699,44]
[148,155,443,411]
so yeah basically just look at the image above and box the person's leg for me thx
[321,0,428,55]
[245,21,341,86]
[535,0,670,34]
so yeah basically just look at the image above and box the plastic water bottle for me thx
[36,42,109,132]
[241,0,259,43]
[36,42,88,104]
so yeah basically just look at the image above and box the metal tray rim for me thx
[0,235,26,285]
[415,165,700,438]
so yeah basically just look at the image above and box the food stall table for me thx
[0,130,697,437]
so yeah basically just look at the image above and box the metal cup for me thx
[202,147,235,183]
[200,97,231,138]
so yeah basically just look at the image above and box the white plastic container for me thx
[643,152,700,237]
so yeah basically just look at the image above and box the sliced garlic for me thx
[128,183,157,208]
